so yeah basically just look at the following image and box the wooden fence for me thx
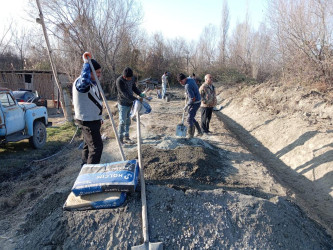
[0,71,70,99]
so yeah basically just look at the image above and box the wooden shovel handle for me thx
[136,111,149,242]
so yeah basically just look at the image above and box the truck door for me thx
[0,92,25,135]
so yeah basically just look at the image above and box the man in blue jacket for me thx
[177,73,203,138]
[72,52,103,166]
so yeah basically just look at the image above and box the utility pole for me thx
[35,0,73,122]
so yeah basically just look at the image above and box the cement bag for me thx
[130,100,151,120]
[72,159,139,196]
[63,191,127,211]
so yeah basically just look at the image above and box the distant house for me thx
[0,70,70,100]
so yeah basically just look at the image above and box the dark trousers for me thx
[77,120,103,165]
[201,107,213,132]
[187,102,200,127]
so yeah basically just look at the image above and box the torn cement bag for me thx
[71,159,139,196]
[63,191,127,211]
[130,100,151,120]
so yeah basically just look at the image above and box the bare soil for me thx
[0,85,332,249]
[216,81,333,237]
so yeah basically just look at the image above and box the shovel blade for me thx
[132,241,163,250]
[176,124,187,137]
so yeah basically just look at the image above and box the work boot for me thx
[194,121,203,136]
[187,126,195,138]
[124,137,135,144]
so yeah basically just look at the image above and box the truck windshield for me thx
[0,92,16,107]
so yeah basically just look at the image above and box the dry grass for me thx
[0,122,77,182]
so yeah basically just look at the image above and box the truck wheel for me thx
[29,121,47,149]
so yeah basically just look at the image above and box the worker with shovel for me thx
[116,67,145,145]
[177,73,203,138]
[72,52,104,166]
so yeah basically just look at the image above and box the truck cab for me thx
[0,88,51,149]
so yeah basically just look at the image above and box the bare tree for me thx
[165,37,189,82]
[140,32,167,79]
[219,0,230,66]
[21,0,333,90]
[12,28,32,69]
[0,21,14,55]
[39,0,143,94]
[268,0,333,85]
[228,18,252,77]
[135,33,192,84]
[250,23,274,81]
[186,41,197,75]
[26,29,53,70]
[194,24,218,76]
[0,20,29,70]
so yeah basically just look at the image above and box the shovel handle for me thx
[181,95,188,124]
[88,57,125,161]
[181,108,186,125]
[136,111,150,243]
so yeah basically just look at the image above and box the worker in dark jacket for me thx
[72,52,103,166]
[116,67,145,144]
[177,73,202,138]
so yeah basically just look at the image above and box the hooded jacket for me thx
[72,63,103,121]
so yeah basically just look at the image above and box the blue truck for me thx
[0,88,51,149]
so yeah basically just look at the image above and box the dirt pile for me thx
[8,142,333,249]
[128,144,228,190]
[216,81,333,236]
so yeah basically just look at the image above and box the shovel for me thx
[132,110,163,250]
[88,57,125,161]
[176,97,187,137]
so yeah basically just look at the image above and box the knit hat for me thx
[123,67,133,77]
[91,59,101,71]
[177,73,186,81]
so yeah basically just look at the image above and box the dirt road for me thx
[0,88,332,249]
